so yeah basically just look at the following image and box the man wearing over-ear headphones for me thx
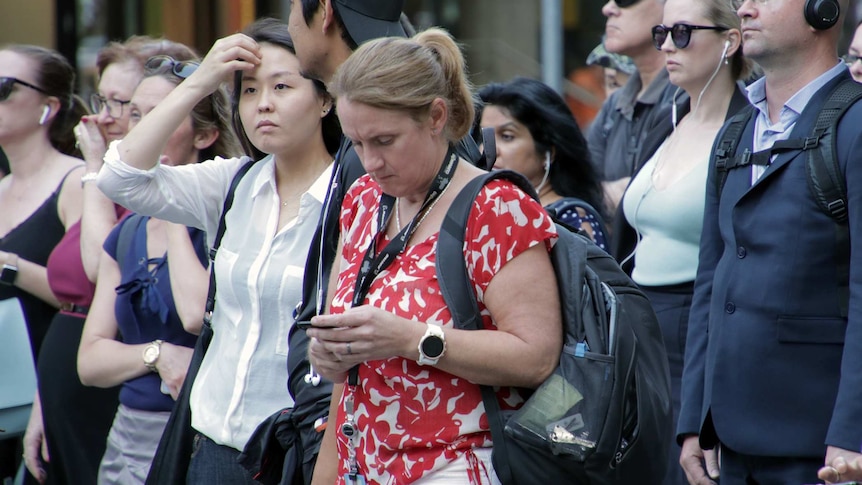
[677,1,862,484]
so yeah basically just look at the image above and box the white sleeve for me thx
[98,139,251,233]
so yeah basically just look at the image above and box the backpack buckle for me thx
[827,199,847,220]
[803,136,820,150]
[715,157,728,171]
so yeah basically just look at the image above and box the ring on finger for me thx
[828,465,840,481]
[346,342,352,355]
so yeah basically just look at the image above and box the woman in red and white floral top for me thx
[306,28,563,485]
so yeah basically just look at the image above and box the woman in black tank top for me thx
[0,45,88,483]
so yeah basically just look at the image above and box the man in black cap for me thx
[288,0,408,85]
[284,3,410,483]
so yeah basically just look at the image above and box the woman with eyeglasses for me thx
[76,43,242,484]
[611,0,754,483]
[20,37,210,485]
[95,18,340,482]
[0,44,88,483]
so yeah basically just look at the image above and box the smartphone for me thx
[295,320,336,330]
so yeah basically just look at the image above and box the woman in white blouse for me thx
[96,19,340,482]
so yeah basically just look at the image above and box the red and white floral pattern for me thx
[331,174,557,484]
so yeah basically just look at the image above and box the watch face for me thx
[143,345,159,363]
[421,335,445,358]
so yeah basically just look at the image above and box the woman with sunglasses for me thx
[95,18,340,482]
[77,43,242,484]
[612,0,754,483]
[21,37,204,485]
[0,44,88,482]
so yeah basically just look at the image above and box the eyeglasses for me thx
[90,94,132,118]
[144,55,199,79]
[843,53,862,65]
[651,23,729,50]
[614,0,643,8]
[730,0,769,9]
[0,77,49,102]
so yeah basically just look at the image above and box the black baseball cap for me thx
[333,0,407,45]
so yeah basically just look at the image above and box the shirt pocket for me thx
[776,315,846,345]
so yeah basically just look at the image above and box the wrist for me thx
[80,171,100,187]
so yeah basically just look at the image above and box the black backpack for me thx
[436,170,673,485]
[712,77,862,317]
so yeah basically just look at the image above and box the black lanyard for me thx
[347,147,458,386]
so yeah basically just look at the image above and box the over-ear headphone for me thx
[804,0,840,30]
[38,106,50,126]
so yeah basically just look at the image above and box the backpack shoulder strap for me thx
[205,158,258,318]
[115,213,144,271]
[713,105,755,198]
[806,77,862,223]
[437,170,535,331]
[435,168,533,485]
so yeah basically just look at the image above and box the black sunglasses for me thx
[652,23,729,50]
[615,0,643,8]
[144,55,200,79]
[0,76,49,102]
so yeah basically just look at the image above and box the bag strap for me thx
[806,77,862,223]
[115,213,144,271]
[436,169,536,485]
[713,106,754,197]
[204,159,258,322]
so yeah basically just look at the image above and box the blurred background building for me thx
[0,0,858,130]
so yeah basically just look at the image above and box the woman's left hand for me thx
[306,306,422,380]
[155,342,194,400]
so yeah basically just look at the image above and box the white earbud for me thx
[535,151,551,193]
[38,106,50,126]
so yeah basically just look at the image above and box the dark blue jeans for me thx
[718,445,822,485]
[186,433,257,484]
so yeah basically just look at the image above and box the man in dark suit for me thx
[678,1,862,484]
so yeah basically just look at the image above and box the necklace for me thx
[395,181,451,233]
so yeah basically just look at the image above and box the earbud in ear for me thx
[544,151,551,171]
[721,40,731,66]
[38,106,50,126]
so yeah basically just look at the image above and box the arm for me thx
[166,223,208,335]
[310,383,343,485]
[76,115,122,281]
[678,133,724,485]
[115,34,259,171]
[22,390,48,484]
[822,109,862,472]
[77,249,190,389]
[308,243,562,388]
